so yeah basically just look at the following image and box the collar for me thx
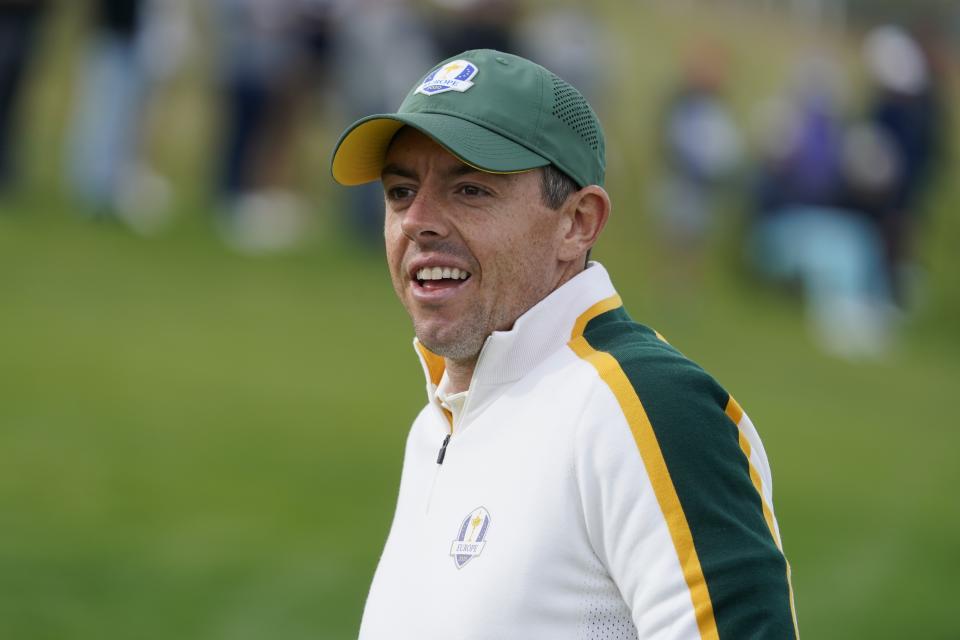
[413,262,620,432]
[435,378,469,424]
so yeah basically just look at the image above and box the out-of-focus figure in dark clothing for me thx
[0,0,47,193]
[427,0,518,59]
[212,0,336,253]
[65,0,189,234]
[754,58,846,216]
[750,56,895,360]
[863,25,946,307]
[654,41,742,285]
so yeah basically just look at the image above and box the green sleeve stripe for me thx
[582,307,797,639]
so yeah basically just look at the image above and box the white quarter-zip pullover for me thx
[359,263,797,639]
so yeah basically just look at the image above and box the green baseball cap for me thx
[331,49,605,188]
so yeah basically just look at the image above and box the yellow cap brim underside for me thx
[332,119,406,186]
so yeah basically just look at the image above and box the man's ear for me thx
[557,186,610,263]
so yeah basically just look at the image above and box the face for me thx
[382,128,569,362]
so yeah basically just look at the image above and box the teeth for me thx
[416,267,471,281]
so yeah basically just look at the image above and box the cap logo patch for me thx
[415,60,478,96]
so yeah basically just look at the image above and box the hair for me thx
[539,164,579,210]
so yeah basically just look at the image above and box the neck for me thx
[438,262,589,394]
[443,356,477,394]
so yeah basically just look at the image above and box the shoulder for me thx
[571,307,798,638]
[571,306,754,510]
[573,306,733,434]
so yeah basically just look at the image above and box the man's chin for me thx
[415,323,484,362]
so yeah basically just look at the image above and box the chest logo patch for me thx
[450,506,491,569]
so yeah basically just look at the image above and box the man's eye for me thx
[387,186,414,200]
[459,184,488,197]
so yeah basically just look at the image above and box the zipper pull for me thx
[436,433,451,465]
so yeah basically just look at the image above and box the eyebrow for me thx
[381,163,417,180]
[381,162,487,181]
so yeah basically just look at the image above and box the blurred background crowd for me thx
[1,2,959,637]
[1,0,608,244]
[0,0,956,360]
[657,21,951,360]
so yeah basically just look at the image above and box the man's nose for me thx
[400,190,449,242]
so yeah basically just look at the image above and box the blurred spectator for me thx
[331,0,435,245]
[653,40,742,283]
[753,56,846,215]
[838,120,901,225]
[516,5,609,105]
[212,0,336,253]
[750,55,895,359]
[65,0,188,234]
[863,24,946,306]
[427,0,518,59]
[0,0,47,193]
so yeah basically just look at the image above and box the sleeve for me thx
[573,357,798,639]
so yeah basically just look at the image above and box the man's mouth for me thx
[413,266,472,293]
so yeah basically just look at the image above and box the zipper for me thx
[427,336,490,510]
[425,429,450,514]
[436,433,451,464]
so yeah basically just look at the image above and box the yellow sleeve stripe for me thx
[724,398,779,544]
[723,395,744,425]
[569,299,720,640]
[740,428,779,546]
[725,396,800,638]
[569,294,623,342]
[786,560,800,638]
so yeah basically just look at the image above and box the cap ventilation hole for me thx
[550,74,600,151]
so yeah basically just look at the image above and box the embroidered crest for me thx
[450,506,491,569]
[415,60,479,96]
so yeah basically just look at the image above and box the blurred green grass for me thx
[1,2,959,639]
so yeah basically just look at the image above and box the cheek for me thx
[383,223,406,281]
[503,221,562,290]
[486,235,547,291]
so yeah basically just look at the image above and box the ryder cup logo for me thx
[415,60,479,96]
[450,506,491,569]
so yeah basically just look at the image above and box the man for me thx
[331,49,798,639]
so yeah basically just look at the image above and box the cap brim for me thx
[331,112,550,186]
